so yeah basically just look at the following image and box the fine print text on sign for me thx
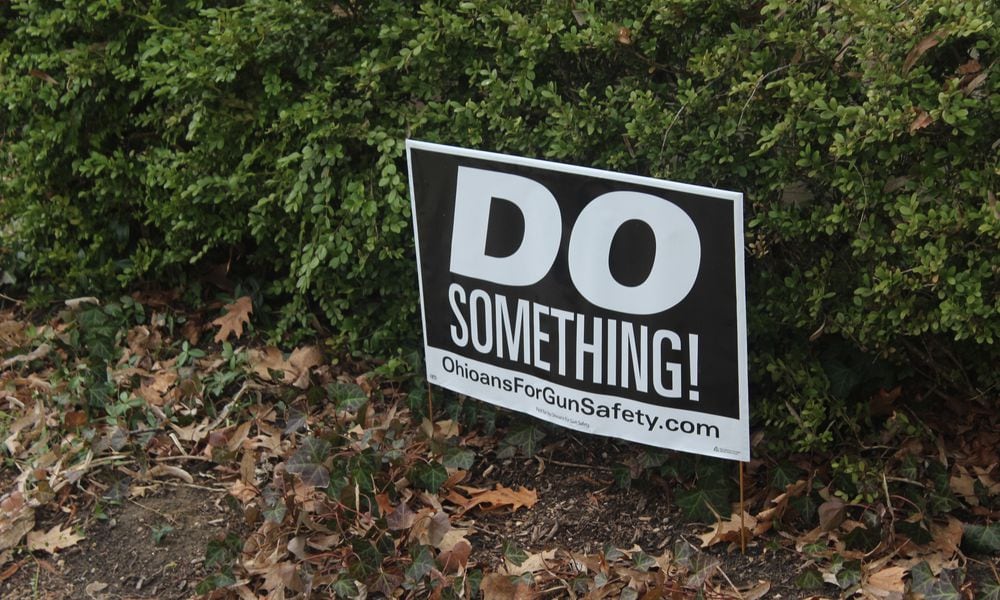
[406,140,749,461]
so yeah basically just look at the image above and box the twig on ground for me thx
[543,458,614,473]
[129,498,178,524]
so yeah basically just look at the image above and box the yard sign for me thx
[406,140,749,461]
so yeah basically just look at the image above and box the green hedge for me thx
[2,0,997,450]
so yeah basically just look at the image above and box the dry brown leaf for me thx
[0,557,22,583]
[439,539,471,574]
[957,58,982,75]
[699,511,757,548]
[0,493,35,552]
[909,109,934,134]
[212,296,253,343]
[950,467,978,505]
[249,346,322,388]
[449,485,538,513]
[740,580,771,600]
[481,573,532,600]
[229,479,258,503]
[26,524,84,554]
[930,516,963,555]
[386,502,417,531]
[1,343,51,368]
[818,497,846,531]
[962,71,987,95]
[904,29,947,73]
[863,565,906,597]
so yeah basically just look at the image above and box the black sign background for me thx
[409,145,742,420]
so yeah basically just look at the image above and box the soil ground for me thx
[1,479,242,600]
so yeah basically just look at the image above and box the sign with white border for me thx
[407,140,749,461]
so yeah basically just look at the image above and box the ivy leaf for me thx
[921,580,961,600]
[405,545,435,584]
[770,462,802,490]
[441,447,474,470]
[500,423,546,457]
[195,570,236,594]
[636,450,667,470]
[631,551,656,572]
[204,534,242,570]
[684,555,720,588]
[677,483,729,522]
[962,523,1000,554]
[286,437,332,488]
[411,462,448,492]
[328,382,368,412]
[502,540,528,567]
[978,580,1000,600]
[909,561,935,596]
[835,560,861,589]
[331,577,359,599]
[620,588,639,600]
[796,568,825,590]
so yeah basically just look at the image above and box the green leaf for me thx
[612,464,631,490]
[978,580,1000,600]
[909,561,936,596]
[502,540,528,567]
[835,560,861,589]
[204,534,242,570]
[677,485,728,522]
[328,382,368,411]
[405,545,435,584]
[636,450,668,470]
[286,437,332,488]
[501,423,546,457]
[441,447,475,470]
[921,580,961,600]
[195,570,236,594]
[631,551,656,572]
[795,568,825,590]
[770,462,803,490]
[349,539,383,580]
[465,569,484,597]
[331,577,359,599]
[263,499,287,523]
[963,523,1000,554]
[411,462,448,492]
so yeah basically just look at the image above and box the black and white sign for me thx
[407,140,749,461]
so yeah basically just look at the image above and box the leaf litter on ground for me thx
[0,295,998,598]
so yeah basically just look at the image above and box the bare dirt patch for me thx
[2,481,240,600]
[466,434,804,597]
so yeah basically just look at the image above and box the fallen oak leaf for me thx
[212,296,253,343]
[448,484,538,513]
[27,524,84,554]
[698,511,757,548]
